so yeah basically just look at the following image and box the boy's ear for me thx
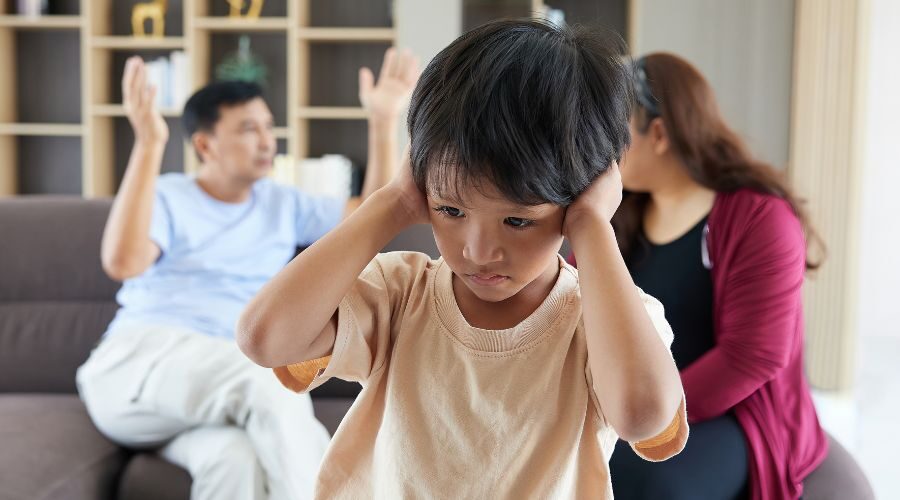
[649,118,671,156]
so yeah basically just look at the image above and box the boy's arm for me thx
[101,57,168,281]
[238,155,429,369]
[344,48,420,215]
[565,162,683,443]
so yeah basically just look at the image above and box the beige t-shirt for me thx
[275,252,688,499]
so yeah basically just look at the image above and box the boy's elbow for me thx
[236,310,278,368]
[615,392,683,443]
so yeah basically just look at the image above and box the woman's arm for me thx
[238,156,428,368]
[680,198,806,422]
[565,163,683,443]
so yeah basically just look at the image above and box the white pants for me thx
[76,325,330,500]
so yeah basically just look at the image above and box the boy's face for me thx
[195,97,277,183]
[428,181,565,304]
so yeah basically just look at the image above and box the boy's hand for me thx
[359,48,420,123]
[563,161,623,237]
[122,56,169,145]
[383,150,429,227]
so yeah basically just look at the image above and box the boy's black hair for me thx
[182,80,265,138]
[408,19,633,206]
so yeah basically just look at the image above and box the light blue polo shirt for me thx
[104,173,344,340]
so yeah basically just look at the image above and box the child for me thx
[238,19,688,498]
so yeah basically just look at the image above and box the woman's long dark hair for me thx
[613,53,824,270]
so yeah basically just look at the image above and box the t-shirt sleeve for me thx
[629,289,689,461]
[273,252,428,393]
[293,189,345,247]
[148,189,173,254]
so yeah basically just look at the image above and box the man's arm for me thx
[101,57,169,281]
[344,48,420,215]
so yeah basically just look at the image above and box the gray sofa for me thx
[0,196,358,500]
[0,196,875,500]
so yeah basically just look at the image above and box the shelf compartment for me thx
[308,0,393,28]
[307,42,390,107]
[307,119,368,168]
[14,30,82,123]
[16,135,83,194]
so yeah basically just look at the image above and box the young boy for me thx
[238,20,687,498]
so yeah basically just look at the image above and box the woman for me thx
[573,53,829,499]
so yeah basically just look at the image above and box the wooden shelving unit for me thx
[296,27,395,42]
[1,1,630,198]
[193,16,290,32]
[298,107,369,120]
[91,104,182,118]
[0,14,81,29]
[0,123,83,136]
[1,0,397,197]
[91,36,186,49]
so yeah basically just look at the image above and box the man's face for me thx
[197,97,277,183]
[428,181,565,304]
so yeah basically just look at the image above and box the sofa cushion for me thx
[117,453,191,500]
[0,197,119,393]
[804,434,875,500]
[0,394,125,500]
[312,397,356,436]
[0,302,118,393]
[0,197,118,302]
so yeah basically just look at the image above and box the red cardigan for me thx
[570,189,828,500]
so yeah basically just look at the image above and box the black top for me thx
[627,216,714,370]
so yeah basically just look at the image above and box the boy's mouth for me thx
[466,273,509,286]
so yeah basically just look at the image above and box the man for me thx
[76,48,419,500]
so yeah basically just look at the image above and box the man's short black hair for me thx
[182,80,264,138]
[408,19,633,206]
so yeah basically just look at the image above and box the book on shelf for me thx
[272,154,353,201]
[16,0,48,16]
[144,51,191,110]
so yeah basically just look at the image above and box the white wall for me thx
[858,0,900,341]
[382,0,463,257]
[395,0,462,69]
[632,0,795,169]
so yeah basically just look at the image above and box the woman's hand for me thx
[122,56,169,145]
[563,161,623,237]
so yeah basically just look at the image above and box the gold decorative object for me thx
[132,0,168,37]
[226,0,264,19]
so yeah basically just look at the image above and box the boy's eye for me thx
[504,217,534,228]
[434,206,464,218]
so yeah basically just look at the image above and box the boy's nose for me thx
[462,232,503,266]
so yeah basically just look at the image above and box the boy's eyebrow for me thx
[429,193,470,209]
[497,203,547,215]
